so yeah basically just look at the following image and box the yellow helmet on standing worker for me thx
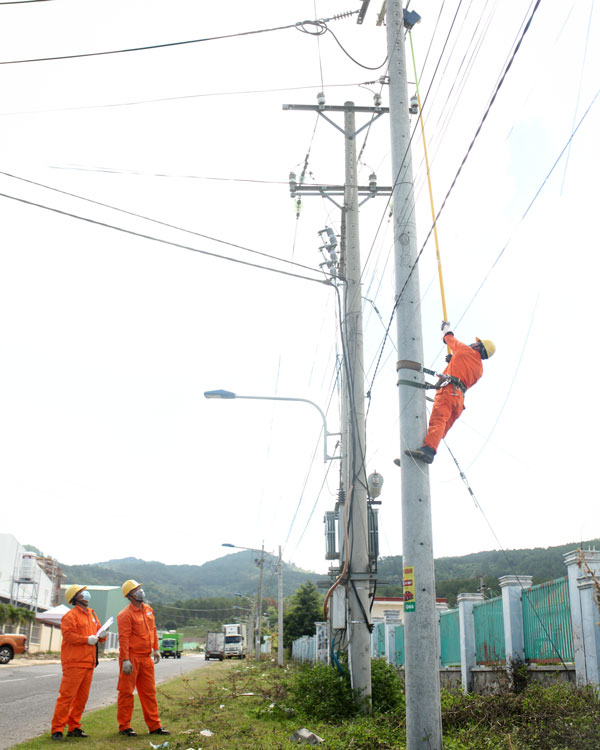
[477,338,495,359]
[65,584,87,604]
[122,579,141,597]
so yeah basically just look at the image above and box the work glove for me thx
[87,635,99,646]
[445,353,453,363]
[122,659,133,674]
[152,650,161,664]
[441,321,453,337]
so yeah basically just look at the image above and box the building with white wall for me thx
[0,532,54,610]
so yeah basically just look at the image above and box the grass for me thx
[15,659,600,749]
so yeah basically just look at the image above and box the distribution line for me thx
[0,170,323,276]
[0,190,329,286]
[0,80,378,117]
[0,12,358,65]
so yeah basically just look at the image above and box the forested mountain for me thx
[377,538,599,605]
[59,538,599,608]
[60,550,319,604]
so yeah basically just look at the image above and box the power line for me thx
[0,11,358,65]
[0,80,373,117]
[0,189,330,286]
[0,169,323,276]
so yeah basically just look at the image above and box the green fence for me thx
[522,577,574,663]
[440,609,460,666]
[474,596,505,665]
[376,622,386,658]
[394,624,405,667]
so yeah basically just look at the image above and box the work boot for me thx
[118,728,137,737]
[51,733,64,741]
[149,728,171,735]
[404,445,436,464]
[67,728,88,738]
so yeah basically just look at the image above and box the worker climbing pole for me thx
[401,29,496,466]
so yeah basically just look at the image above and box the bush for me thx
[288,662,357,721]
[287,659,406,721]
[371,658,405,714]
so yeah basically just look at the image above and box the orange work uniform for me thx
[51,605,104,734]
[116,602,161,732]
[424,333,483,452]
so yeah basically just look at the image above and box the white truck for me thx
[223,623,247,659]
[205,631,225,661]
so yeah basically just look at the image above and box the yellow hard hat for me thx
[477,338,496,359]
[122,579,141,597]
[65,584,86,604]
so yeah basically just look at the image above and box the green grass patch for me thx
[16,660,600,750]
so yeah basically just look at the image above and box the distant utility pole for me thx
[278,545,284,667]
[255,543,265,658]
[386,2,443,749]
[284,98,391,706]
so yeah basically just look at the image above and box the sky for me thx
[0,0,598,578]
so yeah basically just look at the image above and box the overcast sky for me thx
[0,0,598,578]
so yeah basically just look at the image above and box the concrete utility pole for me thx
[342,103,372,705]
[386,2,443,748]
[284,99,392,706]
[278,545,284,667]
[256,543,265,658]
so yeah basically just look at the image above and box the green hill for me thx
[376,538,600,605]
[60,550,320,604]
[59,538,599,608]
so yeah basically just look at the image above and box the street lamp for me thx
[204,389,341,463]
[222,541,284,666]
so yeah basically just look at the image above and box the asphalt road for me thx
[0,654,215,749]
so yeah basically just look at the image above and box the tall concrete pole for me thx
[386,3,442,748]
[277,545,284,667]
[256,543,265,658]
[343,102,372,705]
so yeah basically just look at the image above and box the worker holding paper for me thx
[50,585,107,741]
[116,580,169,738]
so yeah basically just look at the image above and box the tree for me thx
[0,604,8,633]
[282,580,322,648]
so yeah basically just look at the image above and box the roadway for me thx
[0,654,214,749]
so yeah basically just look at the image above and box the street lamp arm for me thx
[204,390,341,463]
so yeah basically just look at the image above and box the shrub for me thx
[371,658,405,714]
[288,662,357,721]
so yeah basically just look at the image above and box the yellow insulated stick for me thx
[409,31,450,350]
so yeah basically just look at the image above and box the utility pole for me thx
[255,543,265,658]
[386,3,443,748]
[277,545,284,667]
[284,99,391,706]
[342,103,371,705]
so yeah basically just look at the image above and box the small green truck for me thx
[160,632,183,659]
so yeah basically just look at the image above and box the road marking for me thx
[0,677,26,683]
[34,673,61,678]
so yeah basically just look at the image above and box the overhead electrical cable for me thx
[0,169,321,275]
[0,11,358,65]
[0,189,329,286]
[0,80,377,117]
[419,0,544,255]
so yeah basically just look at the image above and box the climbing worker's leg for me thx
[405,389,457,464]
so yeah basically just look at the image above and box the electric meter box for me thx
[331,586,346,630]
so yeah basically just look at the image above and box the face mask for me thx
[78,590,91,604]
[131,588,145,602]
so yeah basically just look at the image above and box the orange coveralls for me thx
[424,333,483,452]
[116,602,161,732]
[51,606,104,734]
